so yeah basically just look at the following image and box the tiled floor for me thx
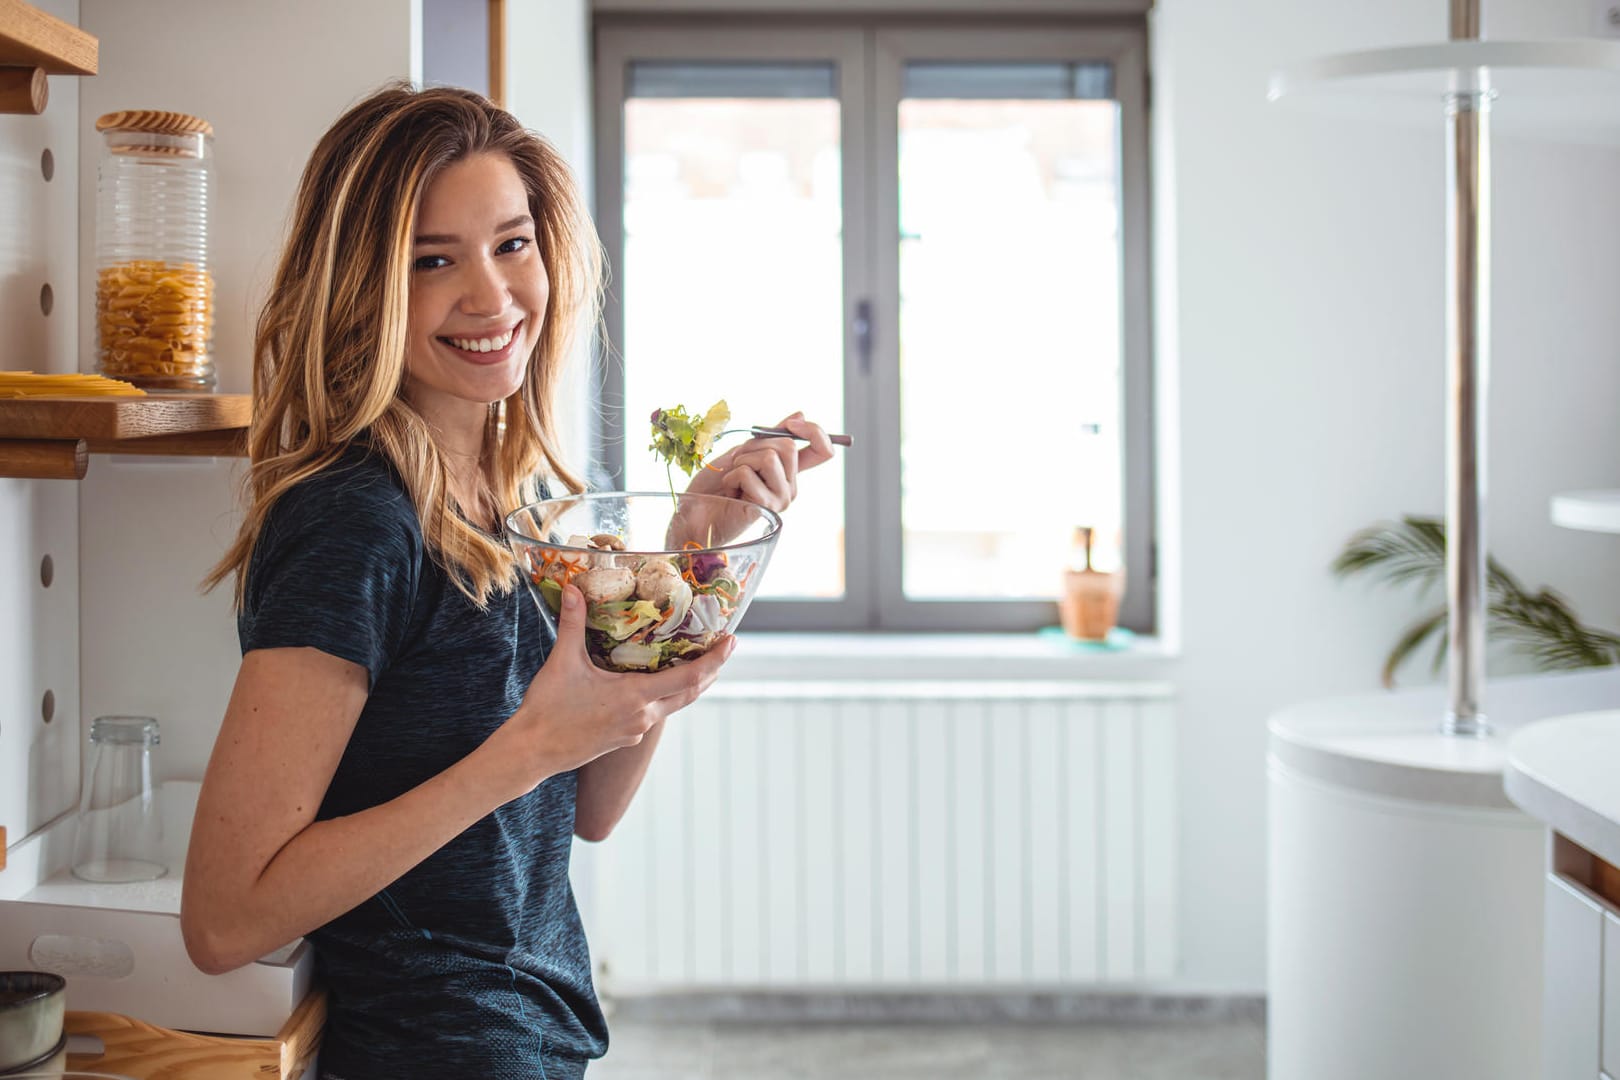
[590,1016,1267,1079]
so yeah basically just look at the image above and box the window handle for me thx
[853,299,873,376]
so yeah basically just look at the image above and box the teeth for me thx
[446,327,516,353]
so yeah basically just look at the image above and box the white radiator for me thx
[589,680,1177,990]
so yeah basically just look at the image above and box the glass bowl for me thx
[504,492,782,673]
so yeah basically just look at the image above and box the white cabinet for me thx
[1545,872,1604,1079]
[1606,912,1620,1079]
[1505,715,1620,1080]
[1539,859,1620,1080]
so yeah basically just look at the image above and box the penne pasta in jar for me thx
[94,110,216,390]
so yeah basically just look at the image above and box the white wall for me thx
[1154,0,1620,990]
[424,0,489,94]
[0,0,82,860]
[74,0,422,784]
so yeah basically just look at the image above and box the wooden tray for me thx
[64,989,324,1080]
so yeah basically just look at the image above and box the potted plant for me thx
[1333,515,1620,688]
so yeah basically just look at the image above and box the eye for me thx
[414,254,450,272]
[497,236,534,256]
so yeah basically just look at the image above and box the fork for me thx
[719,426,854,447]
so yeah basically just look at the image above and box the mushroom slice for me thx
[635,558,683,607]
[575,566,636,605]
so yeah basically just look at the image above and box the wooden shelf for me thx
[0,393,250,478]
[0,0,96,75]
[65,988,325,1080]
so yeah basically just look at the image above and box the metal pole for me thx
[1443,0,1491,737]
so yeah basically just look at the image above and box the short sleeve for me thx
[238,462,422,688]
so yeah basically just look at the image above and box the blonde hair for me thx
[206,82,602,607]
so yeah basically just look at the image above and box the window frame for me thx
[592,16,1155,633]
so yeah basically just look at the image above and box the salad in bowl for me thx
[504,491,781,672]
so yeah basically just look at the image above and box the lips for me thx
[438,320,523,364]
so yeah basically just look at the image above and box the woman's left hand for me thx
[685,411,835,513]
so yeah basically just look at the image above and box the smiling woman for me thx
[404,155,550,525]
[178,82,834,1080]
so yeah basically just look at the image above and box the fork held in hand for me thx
[723,426,854,447]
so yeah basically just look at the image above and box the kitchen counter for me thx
[1505,709,1620,867]
[1503,707,1620,1080]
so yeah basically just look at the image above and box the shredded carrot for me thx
[534,549,591,585]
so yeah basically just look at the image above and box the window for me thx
[594,19,1153,632]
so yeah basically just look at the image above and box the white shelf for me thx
[1553,490,1620,533]
[1267,666,1620,808]
[1268,38,1620,145]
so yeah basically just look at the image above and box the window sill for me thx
[725,630,1178,682]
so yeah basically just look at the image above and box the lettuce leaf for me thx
[649,400,731,475]
[586,599,664,640]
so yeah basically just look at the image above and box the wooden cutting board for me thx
[65,987,324,1080]
[0,394,250,440]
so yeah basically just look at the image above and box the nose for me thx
[459,253,510,317]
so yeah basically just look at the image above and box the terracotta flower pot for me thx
[1059,567,1125,641]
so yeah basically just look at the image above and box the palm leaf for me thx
[1381,606,1448,689]
[1332,516,1448,592]
[1335,516,1620,685]
[1491,588,1620,670]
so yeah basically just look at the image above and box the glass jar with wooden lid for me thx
[94,110,215,391]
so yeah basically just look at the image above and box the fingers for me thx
[554,584,592,661]
[723,438,796,510]
[518,627,731,773]
[700,410,833,512]
[722,464,785,511]
[743,446,795,502]
[774,411,835,471]
[646,636,734,714]
[643,635,731,689]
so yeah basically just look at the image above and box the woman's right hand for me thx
[493,583,732,790]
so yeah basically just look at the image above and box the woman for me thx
[180,83,832,1079]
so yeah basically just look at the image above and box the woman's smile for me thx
[438,319,524,364]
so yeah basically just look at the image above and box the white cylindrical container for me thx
[1268,755,1542,1079]
[1267,667,1620,1080]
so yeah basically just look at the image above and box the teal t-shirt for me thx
[239,447,603,1079]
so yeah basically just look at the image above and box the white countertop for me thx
[1506,709,1620,866]
[1269,667,1620,809]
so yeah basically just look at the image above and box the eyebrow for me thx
[413,214,534,246]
